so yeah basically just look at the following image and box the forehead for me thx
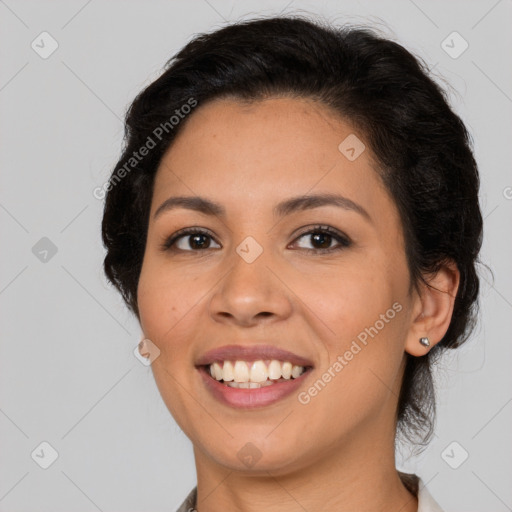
[151,96,393,221]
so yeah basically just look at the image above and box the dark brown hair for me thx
[101,15,483,447]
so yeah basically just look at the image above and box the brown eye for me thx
[292,225,351,253]
[179,233,213,250]
[305,232,333,250]
[162,228,221,252]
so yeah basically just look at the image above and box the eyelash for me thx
[160,225,352,254]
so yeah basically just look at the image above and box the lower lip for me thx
[198,366,312,409]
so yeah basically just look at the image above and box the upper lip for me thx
[195,344,314,368]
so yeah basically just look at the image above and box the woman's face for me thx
[137,97,420,474]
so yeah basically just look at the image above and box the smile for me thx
[208,359,307,388]
[196,344,314,408]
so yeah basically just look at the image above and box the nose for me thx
[208,248,293,327]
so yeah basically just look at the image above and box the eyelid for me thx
[290,224,351,251]
[160,224,352,253]
[160,226,219,251]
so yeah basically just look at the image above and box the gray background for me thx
[1,0,511,511]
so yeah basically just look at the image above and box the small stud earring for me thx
[419,337,430,347]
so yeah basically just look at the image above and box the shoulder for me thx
[174,479,444,512]
[399,472,444,512]
[174,487,197,512]
[417,478,444,512]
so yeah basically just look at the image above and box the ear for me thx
[405,260,460,357]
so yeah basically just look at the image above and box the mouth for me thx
[195,345,314,408]
[203,359,311,388]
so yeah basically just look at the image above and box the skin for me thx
[137,97,459,512]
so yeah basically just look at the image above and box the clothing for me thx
[174,474,444,512]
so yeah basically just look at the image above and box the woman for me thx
[101,15,482,511]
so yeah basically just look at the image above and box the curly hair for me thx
[101,15,483,447]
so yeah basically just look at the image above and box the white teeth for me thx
[281,361,292,379]
[212,362,223,380]
[291,365,303,379]
[227,380,277,389]
[249,360,268,383]
[208,359,306,385]
[233,361,249,383]
[268,360,282,380]
[222,361,234,382]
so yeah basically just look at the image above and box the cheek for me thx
[293,259,409,398]
[293,259,398,340]
[136,262,199,364]
[138,257,203,328]
[136,265,202,429]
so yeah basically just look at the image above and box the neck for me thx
[192,419,418,512]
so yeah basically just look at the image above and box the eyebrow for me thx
[153,193,371,221]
